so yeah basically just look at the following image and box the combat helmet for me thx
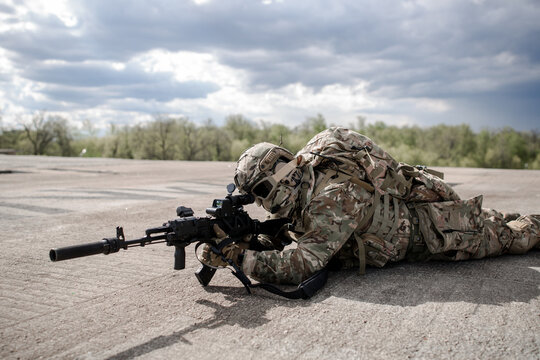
[234,142,303,216]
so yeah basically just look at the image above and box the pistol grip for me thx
[174,245,186,270]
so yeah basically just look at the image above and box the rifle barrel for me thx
[50,233,170,262]
[49,240,111,262]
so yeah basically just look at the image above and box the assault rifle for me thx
[49,184,328,299]
[50,184,288,289]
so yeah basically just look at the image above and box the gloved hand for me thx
[197,224,248,268]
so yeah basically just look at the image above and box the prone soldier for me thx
[200,127,540,285]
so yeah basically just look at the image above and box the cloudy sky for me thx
[0,0,539,131]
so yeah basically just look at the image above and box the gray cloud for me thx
[40,79,219,106]
[24,62,153,87]
[0,3,15,15]
[23,61,219,97]
[0,0,539,129]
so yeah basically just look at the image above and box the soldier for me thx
[200,127,539,285]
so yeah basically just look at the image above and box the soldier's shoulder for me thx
[310,181,371,206]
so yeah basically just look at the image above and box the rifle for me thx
[49,184,289,290]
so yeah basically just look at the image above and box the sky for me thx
[0,0,539,132]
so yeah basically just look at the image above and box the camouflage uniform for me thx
[231,127,540,285]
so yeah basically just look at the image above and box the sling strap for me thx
[248,268,329,299]
[196,238,329,300]
[227,257,328,299]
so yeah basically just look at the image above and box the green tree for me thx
[153,116,178,160]
[259,121,291,147]
[22,112,55,155]
[297,114,327,138]
[50,116,74,156]
[198,119,232,161]
[224,115,257,144]
[105,124,133,159]
[177,118,201,160]
[7,110,538,169]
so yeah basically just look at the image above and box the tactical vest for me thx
[296,127,454,273]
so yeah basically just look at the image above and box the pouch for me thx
[413,195,484,256]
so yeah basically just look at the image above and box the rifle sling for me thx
[232,267,329,300]
[202,235,329,300]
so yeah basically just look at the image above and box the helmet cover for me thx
[234,142,302,215]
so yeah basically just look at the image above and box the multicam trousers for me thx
[412,195,540,261]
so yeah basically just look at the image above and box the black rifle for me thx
[50,184,329,299]
[50,184,289,290]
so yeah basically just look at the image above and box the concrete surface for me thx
[0,155,538,360]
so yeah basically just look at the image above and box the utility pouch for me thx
[412,195,484,256]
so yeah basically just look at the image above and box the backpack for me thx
[297,127,411,198]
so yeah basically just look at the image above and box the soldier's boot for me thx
[506,215,540,253]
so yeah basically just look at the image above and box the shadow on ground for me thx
[106,251,539,359]
[319,250,540,306]
[106,286,310,360]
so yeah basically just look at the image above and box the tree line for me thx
[1,112,539,169]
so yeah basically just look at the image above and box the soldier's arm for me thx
[242,182,372,285]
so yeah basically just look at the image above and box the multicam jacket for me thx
[241,128,458,284]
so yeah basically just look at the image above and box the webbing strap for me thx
[401,164,445,180]
[250,268,329,299]
[375,194,390,239]
[369,166,384,179]
[350,177,375,192]
[398,164,420,178]
[357,151,374,169]
[313,170,334,197]
[406,205,425,254]
[386,197,400,242]
[314,169,374,199]
[365,193,403,244]
[354,233,366,275]
[366,194,383,234]
[356,193,381,230]
[356,199,376,231]
[197,240,328,300]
